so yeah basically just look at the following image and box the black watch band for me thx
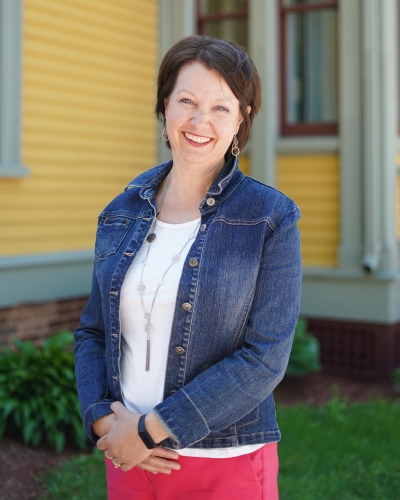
[138,414,158,449]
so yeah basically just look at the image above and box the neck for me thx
[156,157,225,224]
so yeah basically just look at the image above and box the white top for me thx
[120,217,263,458]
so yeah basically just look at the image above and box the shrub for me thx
[393,367,400,385]
[0,331,87,453]
[286,318,321,375]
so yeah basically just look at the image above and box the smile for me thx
[184,132,211,144]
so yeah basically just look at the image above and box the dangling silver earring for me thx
[161,122,168,142]
[231,135,240,156]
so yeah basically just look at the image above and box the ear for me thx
[246,106,251,115]
[164,97,169,111]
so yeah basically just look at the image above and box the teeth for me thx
[185,133,211,144]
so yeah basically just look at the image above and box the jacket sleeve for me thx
[154,204,302,449]
[74,265,115,443]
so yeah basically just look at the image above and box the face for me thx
[164,61,243,172]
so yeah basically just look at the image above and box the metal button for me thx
[206,197,216,206]
[175,346,185,355]
[200,224,206,232]
[189,257,198,267]
[170,389,176,395]
[182,302,192,311]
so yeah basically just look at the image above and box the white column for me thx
[157,0,196,165]
[360,0,398,273]
[249,0,278,186]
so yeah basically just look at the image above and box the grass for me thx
[41,448,107,499]
[277,397,400,500]
[42,398,400,500]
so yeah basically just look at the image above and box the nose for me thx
[191,108,209,127]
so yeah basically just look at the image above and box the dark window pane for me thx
[284,0,335,6]
[203,18,248,49]
[286,10,338,124]
[199,0,247,15]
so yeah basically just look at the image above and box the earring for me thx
[161,122,168,142]
[231,135,240,156]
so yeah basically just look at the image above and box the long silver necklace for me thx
[137,173,200,370]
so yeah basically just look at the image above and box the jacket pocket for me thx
[95,215,134,260]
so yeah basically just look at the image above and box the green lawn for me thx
[42,398,400,500]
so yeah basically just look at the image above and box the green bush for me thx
[0,331,87,453]
[286,318,321,375]
[393,366,400,385]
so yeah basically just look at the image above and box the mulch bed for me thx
[0,371,398,500]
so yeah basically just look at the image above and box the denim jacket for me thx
[74,156,302,450]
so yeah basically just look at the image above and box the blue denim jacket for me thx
[74,156,302,450]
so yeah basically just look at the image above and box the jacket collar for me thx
[124,155,243,203]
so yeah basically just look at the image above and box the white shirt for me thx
[120,217,263,458]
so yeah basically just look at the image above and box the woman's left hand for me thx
[136,447,181,475]
[97,402,152,471]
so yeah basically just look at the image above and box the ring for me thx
[105,451,113,460]
[112,458,122,468]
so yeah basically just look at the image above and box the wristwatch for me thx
[138,414,158,449]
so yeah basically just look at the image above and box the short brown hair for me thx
[155,36,262,153]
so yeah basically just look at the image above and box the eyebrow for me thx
[177,89,234,104]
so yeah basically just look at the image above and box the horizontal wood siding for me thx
[0,0,157,256]
[277,154,340,267]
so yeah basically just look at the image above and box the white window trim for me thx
[0,0,29,178]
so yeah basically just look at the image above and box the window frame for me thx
[279,0,339,136]
[196,0,248,36]
[0,0,28,178]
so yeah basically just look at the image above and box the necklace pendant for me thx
[147,233,156,243]
[143,312,150,320]
[146,336,150,371]
[144,322,153,334]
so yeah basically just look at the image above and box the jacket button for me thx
[200,224,206,232]
[170,389,176,395]
[189,257,198,267]
[175,346,185,355]
[206,198,215,206]
[182,302,192,311]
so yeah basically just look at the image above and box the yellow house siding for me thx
[0,0,157,256]
[277,154,340,267]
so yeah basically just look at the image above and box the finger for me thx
[121,462,135,472]
[144,457,181,472]
[110,401,126,416]
[150,447,179,460]
[97,437,108,451]
[137,463,172,474]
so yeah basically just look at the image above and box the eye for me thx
[180,98,194,105]
[215,106,228,113]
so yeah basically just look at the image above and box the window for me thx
[280,0,338,136]
[197,0,248,50]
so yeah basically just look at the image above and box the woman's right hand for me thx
[92,413,117,438]
[136,447,181,475]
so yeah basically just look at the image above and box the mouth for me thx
[184,132,212,145]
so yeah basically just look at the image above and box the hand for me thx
[92,413,117,438]
[136,447,181,475]
[97,402,152,471]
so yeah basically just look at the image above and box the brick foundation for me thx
[307,318,400,382]
[0,297,88,347]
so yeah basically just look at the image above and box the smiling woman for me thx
[74,35,302,500]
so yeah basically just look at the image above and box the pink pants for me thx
[105,442,279,500]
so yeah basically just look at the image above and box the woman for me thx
[74,36,302,499]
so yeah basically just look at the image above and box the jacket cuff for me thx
[83,401,114,443]
[154,389,210,449]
